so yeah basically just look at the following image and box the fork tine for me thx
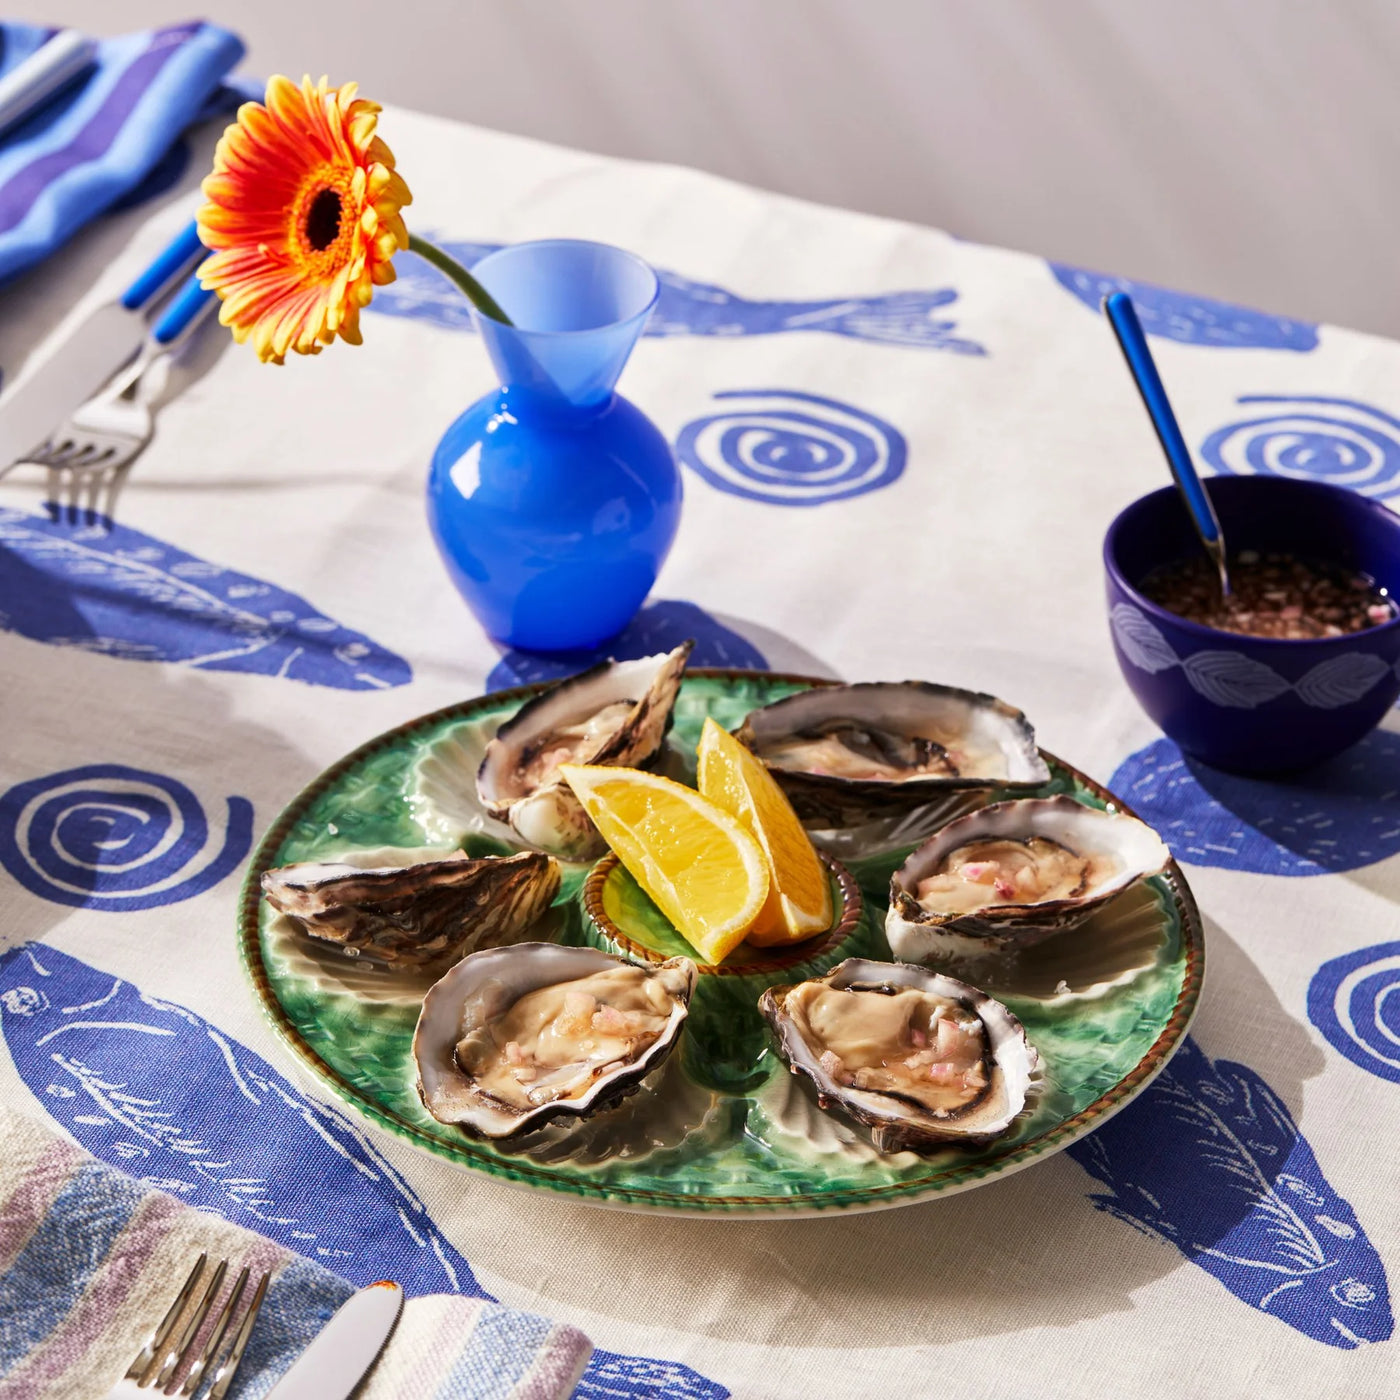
[178,1266,249,1398]
[124,1254,208,1381]
[203,1271,270,1400]
[81,461,107,525]
[43,464,61,520]
[153,1257,228,1390]
[98,463,125,526]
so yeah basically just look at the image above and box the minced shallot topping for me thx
[789,983,990,1117]
[1140,551,1395,641]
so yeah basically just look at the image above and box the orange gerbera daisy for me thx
[196,75,412,364]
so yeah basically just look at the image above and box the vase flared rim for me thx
[469,238,660,337]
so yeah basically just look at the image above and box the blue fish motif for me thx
[0,943,728,1397]
[1068,1037,1391,1348]
[1048,263,1319,352]
[371,240,986,355]
[0,507,410,691]
[0,942,479,1296]
[487,598,768,692]
[576,1351,728,1400]
[1109,735,1400,875]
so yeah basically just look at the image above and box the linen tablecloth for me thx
[0,102,1397,1400]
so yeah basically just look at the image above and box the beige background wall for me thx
[15,0,1400,336]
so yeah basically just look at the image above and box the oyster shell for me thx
[759,958,1038,1151]
[414,942,696,1139]
[261,849,559,971]
[885,795,1170,964]
[733,682,1050,832]
[476,642,693,859]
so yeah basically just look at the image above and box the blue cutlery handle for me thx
[151,272,217,345]
[1103,290,1220,545]
[120,220,206,311]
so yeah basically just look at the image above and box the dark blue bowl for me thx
[1104,477,1400,773]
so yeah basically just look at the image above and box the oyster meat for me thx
[759,958,1038,1151]
[414,942,696,1138]
[734,682,1050,830]
[885,795,1171,964]
[476,642,693,859]
[261,849,559,970]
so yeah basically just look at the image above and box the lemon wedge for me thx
[559,763,769,964]
[695,717,834,945]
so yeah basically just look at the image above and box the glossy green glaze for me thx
[239,671,1204,1215]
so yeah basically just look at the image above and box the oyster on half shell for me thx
[261,849,559,971]
[414,942,696,1139]
[759,958,1038,1151]
[476,642,693,859]
[885,795,1170,965]
[734,682,1050,832]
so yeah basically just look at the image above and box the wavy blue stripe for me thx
[0,1160,143,1375]
[232,1256,355,1400]
[434,1306,552,1400]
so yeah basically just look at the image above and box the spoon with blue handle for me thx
[1103,290,1231,597]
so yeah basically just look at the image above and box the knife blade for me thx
[264,1281,403,1400]
[0,219,205,467]
[0,29,96,142]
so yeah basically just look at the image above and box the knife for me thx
[0,219,206,467]
[0,29,96,142]
[264,1281,403,1400]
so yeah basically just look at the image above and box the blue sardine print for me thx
[0,942,478,1296]
[1048,263,1319,352]
[371,240,987,354]
[1109,735,1400,875]
[1068,1037,1391,1348]
[576,1352,728,1400]
[0,507,410,690]
[487,598,768,692]
[0,943,728,1397]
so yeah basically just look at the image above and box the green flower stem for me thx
[407,233,513,325]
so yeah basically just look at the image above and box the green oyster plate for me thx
[238,670,1204,1217]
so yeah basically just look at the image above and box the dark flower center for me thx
[305,188,342,251]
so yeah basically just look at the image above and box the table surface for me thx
[0,105,1397,1400]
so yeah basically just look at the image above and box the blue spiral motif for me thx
[1309,942,1400,1085]
[1201,395,1400,499]
[674,389,907,506]
[0,764,253,910]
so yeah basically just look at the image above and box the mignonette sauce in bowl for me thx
[1104,475,1400,773]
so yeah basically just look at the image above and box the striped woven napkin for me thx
[0,1106,591,1399]
[0,20,247,286]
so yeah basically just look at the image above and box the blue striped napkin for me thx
[0,1107,593,1399]
[0,19,246,286]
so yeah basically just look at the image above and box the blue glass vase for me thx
[427,240,682,652]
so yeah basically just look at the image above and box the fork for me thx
[23,276,216,525]
[102,1252,270,1400]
